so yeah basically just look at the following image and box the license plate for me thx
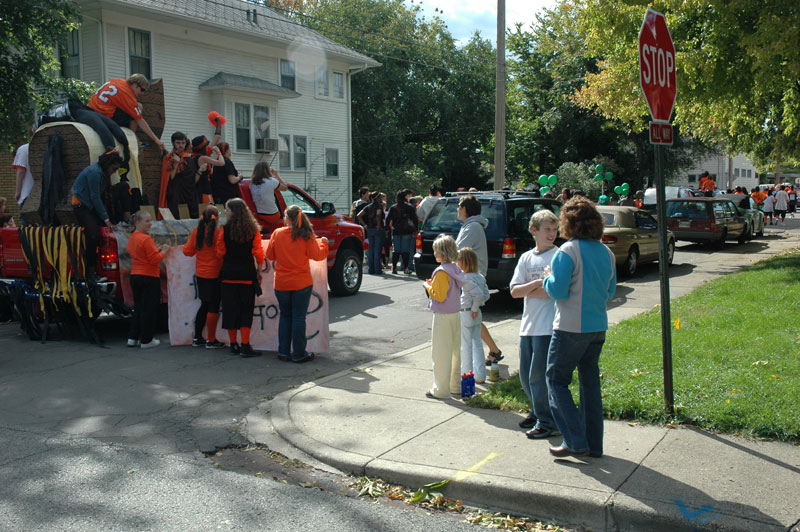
[679,221,691,228]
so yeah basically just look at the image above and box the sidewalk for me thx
[258,238,800,532]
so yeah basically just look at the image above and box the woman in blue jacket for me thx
[542,197,616,458]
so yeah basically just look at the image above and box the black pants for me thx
[73,205,102,274]
[70,104,130,163]
[129,275,160,344]
[195,277,221,339]
[220,282,255,330]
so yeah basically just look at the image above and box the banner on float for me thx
[163,246,329,353]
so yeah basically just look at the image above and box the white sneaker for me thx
[127,338,140,347]
[140,338,161,349]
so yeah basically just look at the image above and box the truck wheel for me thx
[329,249,362,297]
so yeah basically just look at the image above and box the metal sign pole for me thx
[654,144,674,414]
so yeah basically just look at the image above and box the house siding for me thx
[80,19,103,84]
[90,10,354,212]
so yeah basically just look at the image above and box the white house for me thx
[677,152,759,191]
[65,0,379,211]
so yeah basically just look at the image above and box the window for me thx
[235,103,251,151]
[333,72,344,99]
[734,168,740,177]
[747,169,752,178]
[279,134,291,170]
[316,68,329,97]
[325,148,339,178]
[128,29,151,78]
[280,59,295,90]
[60,30,80,78]
[278,188,317,215]
[254,105,270,151]
[688,174,697,183]
[293,136,307,170]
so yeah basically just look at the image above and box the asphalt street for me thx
[0,220,797,530]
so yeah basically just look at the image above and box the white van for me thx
[643,186,696,214]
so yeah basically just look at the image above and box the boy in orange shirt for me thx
[127,210,170,348]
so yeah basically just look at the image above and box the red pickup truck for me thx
[0,182,365,339]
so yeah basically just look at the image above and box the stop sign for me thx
[639,8,676,123]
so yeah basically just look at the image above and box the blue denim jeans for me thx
[392,233,413,271]
[274,285,313,361]
[546,330,606,454]
[366,228,384,274]
[459,311,484,381]
[519,335,555,430]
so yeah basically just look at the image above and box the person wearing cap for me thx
[88,74,165,153]
[416,184,442,225]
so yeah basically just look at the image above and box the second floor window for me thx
[333,72,344,99]
[316,69,328,97]
[280,59,295,91]
[60,30,80,79]
[128,28,151,78]
[235,103,251,151]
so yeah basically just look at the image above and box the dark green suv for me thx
[413,192,561,290]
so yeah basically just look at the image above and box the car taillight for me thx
[99,239,119,271]
[601,235,617,243]
[416,233,422,252]
[501,238,516,259]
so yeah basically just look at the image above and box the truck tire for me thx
[329,249,362,297]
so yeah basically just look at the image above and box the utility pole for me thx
[494,0,505,190]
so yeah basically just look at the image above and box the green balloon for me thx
[594,173,603,182]
[540,186,551,194]
[614,186,623,195]
[622,183,630,192]
[548,175,558,185]
[598,195,610,205]
[605,171,613,180]
[595,164,604,173]
[539,175,548,186]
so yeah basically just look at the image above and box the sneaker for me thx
[140,338,160,349]
[205,340,225,349]
[391,268,398,274]
[277,353,291,362]
[519,414,537,429]
[230,343,241,355]
[292,352,315,364]
[191,337,204,348]
[404,269,412,275]
[239,343,259,358]
[127,338,140,348]
[526,427,561,439]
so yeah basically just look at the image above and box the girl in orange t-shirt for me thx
[216,198,265,357]
[126,210,170,348]
[265,205,328,363]
[183,205,225,349]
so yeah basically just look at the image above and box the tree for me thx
[573,0,800,168]
[0,0,82,149]
[505,2,712,194]
[298,0,495,193]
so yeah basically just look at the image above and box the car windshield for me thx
[423,199,506,240]
[601,213,616,226]
[278,188,317,215]
[667,201,708,218]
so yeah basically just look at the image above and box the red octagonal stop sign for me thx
[639,8,676,123]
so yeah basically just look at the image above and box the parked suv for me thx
[665,197,748,247]
[413,192,561,290]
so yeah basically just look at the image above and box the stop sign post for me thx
[639,8,675,415]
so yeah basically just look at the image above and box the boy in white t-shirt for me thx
[510,209,560,438]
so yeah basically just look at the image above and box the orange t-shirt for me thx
[127,231,163,278]
[265,227,328,291]
[183,227,223,279]
[88,78,143,121]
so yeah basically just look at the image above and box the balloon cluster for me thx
[593,164,613,182]
[614,183,630,196]
[538,174,558,195]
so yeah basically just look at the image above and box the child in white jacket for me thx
[457,248,490,383]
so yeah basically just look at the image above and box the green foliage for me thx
[470,248,800,442]
[300,0,495,191]
[36,77,98,113]
[0,0,81,149]
[361,164,439,200]
[575,0,800,167]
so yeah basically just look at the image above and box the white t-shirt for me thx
[774,189,789,211]
[250,177,280,215]
[416,195,439,222]
[762,194,775,212]
[12,143,34,205]
[510,246,558,336]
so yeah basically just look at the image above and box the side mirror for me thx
[321,202,336,216]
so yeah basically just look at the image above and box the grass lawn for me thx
[467,248,800,443]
